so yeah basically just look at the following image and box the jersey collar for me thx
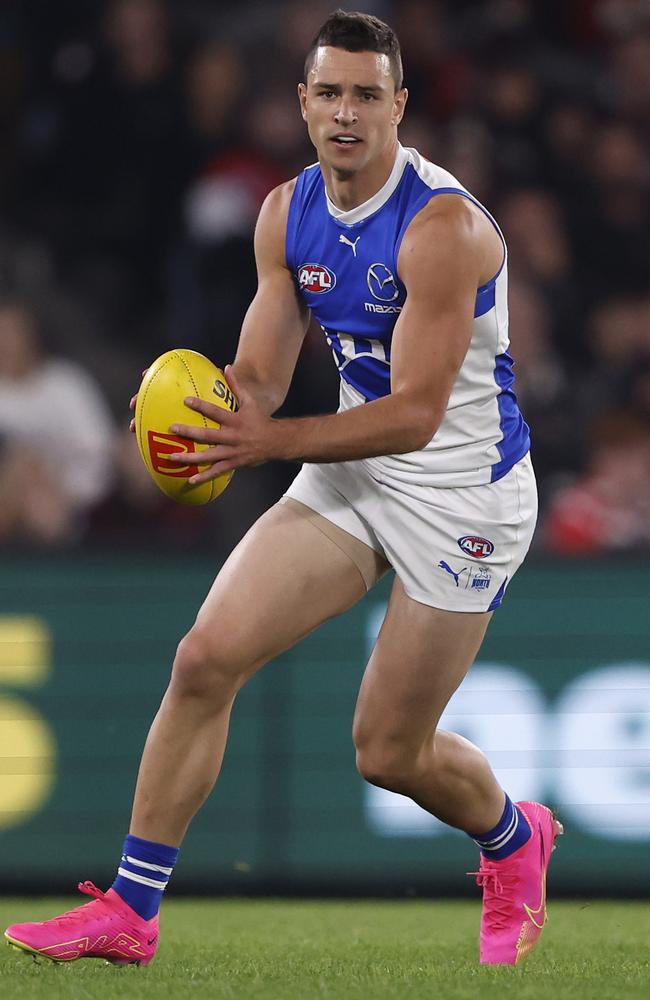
[324,144,409,226]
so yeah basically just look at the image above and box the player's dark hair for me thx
[304,9,403,91]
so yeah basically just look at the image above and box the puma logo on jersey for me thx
[339,234,361,256]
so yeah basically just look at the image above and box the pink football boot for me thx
[5,881,158,966]
[469,801,563,965]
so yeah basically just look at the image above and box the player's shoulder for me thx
[398,184,500,285]
[400,192,484,263]
[260,177,298,219]
[401,156,497,263]
[255,178,302,268]
[260,161,320,218]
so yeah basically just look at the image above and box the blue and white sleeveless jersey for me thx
[285,144,530,487]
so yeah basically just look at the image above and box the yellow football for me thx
[134,349,236,505]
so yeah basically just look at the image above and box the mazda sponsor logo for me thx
[367,262,399,302]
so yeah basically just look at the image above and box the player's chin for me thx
[323,141,365,171]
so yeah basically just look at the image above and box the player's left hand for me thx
[168,365,281,484]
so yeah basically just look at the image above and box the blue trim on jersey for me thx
[490,353,530,482]
[474,283,496,318]
[488,576,508,611]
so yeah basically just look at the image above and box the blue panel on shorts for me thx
[488,576,508,611]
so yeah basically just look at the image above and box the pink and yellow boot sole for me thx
[5,881,158,966]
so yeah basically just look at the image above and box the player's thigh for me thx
[190,499,371,681]
[353,575,491,751]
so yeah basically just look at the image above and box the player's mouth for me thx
[331,134,362,147]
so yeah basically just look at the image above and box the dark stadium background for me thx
[0,0,648,897]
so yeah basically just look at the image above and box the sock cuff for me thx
[122,834,179,868]
[113,834,180,919]
[469,794,511,843]
[469,794,532,859]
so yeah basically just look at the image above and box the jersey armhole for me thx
[394,186,507,291]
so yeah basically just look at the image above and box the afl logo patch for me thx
[457,535,494,559]
[298,263,336,293]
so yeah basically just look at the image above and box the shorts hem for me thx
[401,583,496,613]
[282,486,385,558]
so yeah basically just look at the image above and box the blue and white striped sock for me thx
[111,834,179,920]
[470,794,531,860]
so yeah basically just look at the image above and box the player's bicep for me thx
[233,182,310,401]
[390,260,476,397]
[235,268,309,389]
[391,199,486,430]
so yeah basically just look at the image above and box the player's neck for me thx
[322,138,400,212]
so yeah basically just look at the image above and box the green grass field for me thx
[1,899,648,1000]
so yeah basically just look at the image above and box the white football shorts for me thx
[284,452,538,612]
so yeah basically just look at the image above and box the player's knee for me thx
[171,627,244,701]
[355,739,419,794]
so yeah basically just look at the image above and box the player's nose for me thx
[334,100,358,125]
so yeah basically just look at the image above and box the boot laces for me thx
[45,882,107,927]
[467,867,519,932]
[78,880,105,901]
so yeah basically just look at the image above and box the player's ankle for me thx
[111,834,179,920]
[468,793,532,861]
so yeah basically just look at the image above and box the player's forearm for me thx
[230,363,286,417]
[271,393,439,463]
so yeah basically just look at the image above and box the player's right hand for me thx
[129,369,149,433]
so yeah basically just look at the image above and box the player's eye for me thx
[361,93,376,101]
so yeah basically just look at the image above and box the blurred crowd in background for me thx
[0,0,649,557]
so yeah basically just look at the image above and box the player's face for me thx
[298,47,407,176]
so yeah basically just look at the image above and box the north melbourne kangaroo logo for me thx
[339,234,360,256]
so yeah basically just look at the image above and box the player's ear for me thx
[392,87,408,126]
[298,83,308,121]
